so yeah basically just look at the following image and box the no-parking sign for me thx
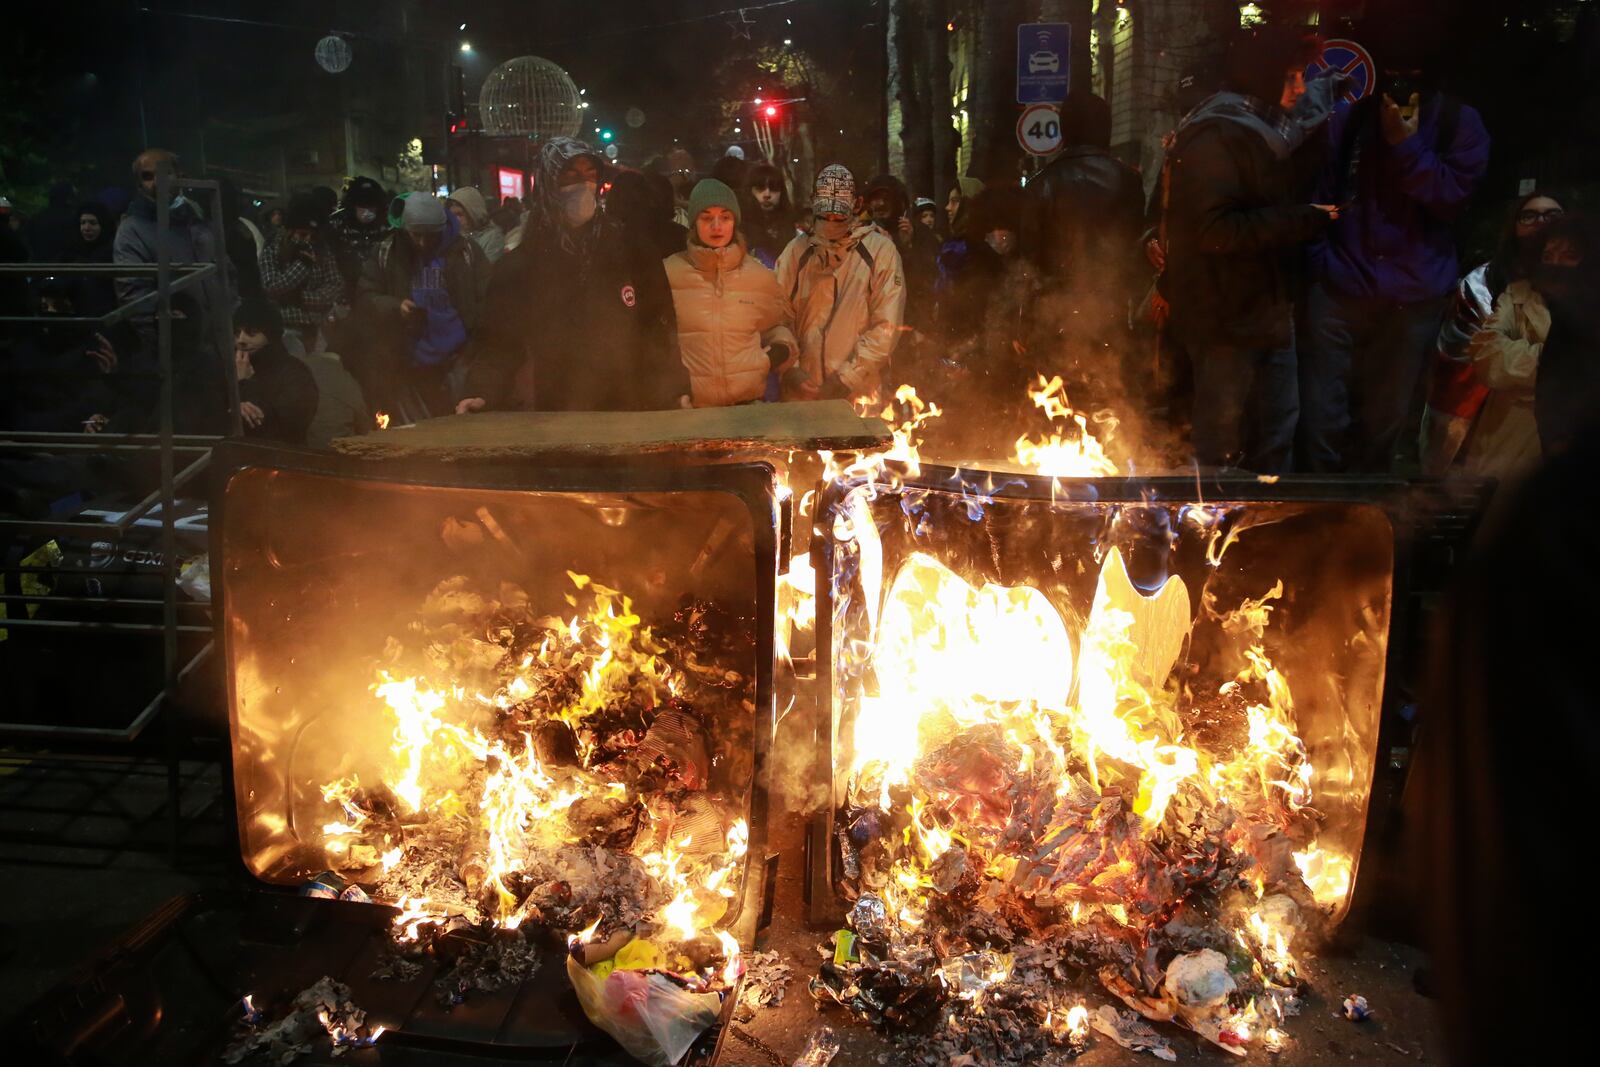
[1307,38,1376,105]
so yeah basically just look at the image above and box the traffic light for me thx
[447,114,468,136]
[763,105,778,119]
[600,129,614,141]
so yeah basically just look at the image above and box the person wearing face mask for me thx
[773,164,905,402]
[664,179,797,407]
[113,148,235,421]
[743,163,793,267]
[230,298,318,444]
[457,137,685,413]
[1530,216,1600,458]
[1419,191,1567,478]
[354,194,490,420]
[330,177,393,300]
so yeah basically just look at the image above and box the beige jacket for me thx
[1464,280,1548,480]
[774,224,906,398]
[665,239,797,407]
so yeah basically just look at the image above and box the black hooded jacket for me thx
[1023,147,1145,307]
[1160,93,1331,349]
[62,201,119,316]
[234,298,319,445]
[464,139,685,411]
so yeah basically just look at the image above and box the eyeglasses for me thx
[1518,208,1564,225]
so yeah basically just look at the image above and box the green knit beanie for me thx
[687,179,741,226]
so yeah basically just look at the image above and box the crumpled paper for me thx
[1089,1005,1177,1061]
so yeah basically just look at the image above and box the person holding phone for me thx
[1299,34,1492,474]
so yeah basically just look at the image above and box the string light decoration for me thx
[478,56,582,139]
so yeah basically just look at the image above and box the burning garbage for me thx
[809,433,1390,1062]
[282,570,752,1022]
[223,978,382,1064]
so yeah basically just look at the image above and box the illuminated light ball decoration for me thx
[314,35,353,74]
[479,56,582,140]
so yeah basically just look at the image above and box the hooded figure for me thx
[866,173,938,333]
[606,168,688,261]
[62,201,119,317]
[231,297,318,444]
[1531,215,1600,457]
[773,164,906,400]
[447,186,506,263]
[459,137,685,412]
[664,179,797,406]
[331,176,391,296]
[1160,27,1338,472]
[353,194,491,418]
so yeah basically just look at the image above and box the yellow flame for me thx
[1292,847,1353,907]
[715,929,742,985]
[569,916,601,948]
[1010,375,1118,478]
[1065,1003,1089,1040]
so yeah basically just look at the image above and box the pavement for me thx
[0,722,1446,1067]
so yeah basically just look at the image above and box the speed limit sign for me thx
[1017,103,1063,156]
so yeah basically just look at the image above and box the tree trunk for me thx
[924,0,959,195]
[893,0,935,198]
[968,0,1021,183]
[1038,0,1094,98]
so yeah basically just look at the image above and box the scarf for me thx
[794,224,872,387]
[1179,70,1348,161]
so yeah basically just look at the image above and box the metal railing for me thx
[0,169,239,855]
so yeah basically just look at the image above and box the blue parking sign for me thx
[1018,23,1070,104]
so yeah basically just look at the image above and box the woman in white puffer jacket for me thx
[664,179,796,406]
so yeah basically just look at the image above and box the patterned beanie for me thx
[812,164,855,217]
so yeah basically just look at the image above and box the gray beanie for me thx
[401,193,447,231]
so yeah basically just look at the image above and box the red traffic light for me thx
[764,105,778,118]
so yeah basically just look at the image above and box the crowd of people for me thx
[2,24,1595,482]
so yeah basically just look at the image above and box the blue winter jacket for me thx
[1312,94,1491,303]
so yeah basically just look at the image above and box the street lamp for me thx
[460,41,473,53]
